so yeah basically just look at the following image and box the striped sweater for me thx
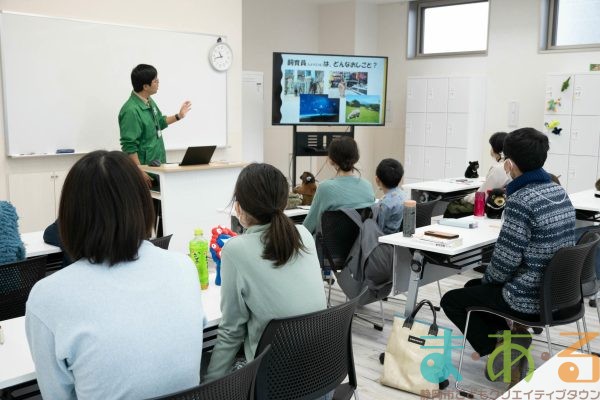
[483,169,575,314]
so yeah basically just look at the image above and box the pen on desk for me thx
[0,325,4,345]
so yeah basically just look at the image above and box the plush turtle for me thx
[485,188,506,219]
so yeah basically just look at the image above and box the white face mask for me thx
[504,159,514,179]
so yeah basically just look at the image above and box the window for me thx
[545,0,600,49]
[408,0,489,58]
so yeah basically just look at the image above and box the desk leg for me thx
[404,250,425,318]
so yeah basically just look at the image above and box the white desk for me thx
[141,162,245,255]
[379,217,501,317]
[21,231,61,258]
[569,189,600,222]
[402,178,484,202]
[0,273,222,390]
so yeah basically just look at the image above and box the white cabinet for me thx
[567,156,597,194]
[426,78,448,113]
[446,113,469,149]
[544,114,571,155]
[544,74,600,192]
[423,147,445,180]
[570,116,600,156]
[572,75,600,116]
[8,171,66,232]
[545,154,569,186]
[404,145,425,180]
[424,113,447,147]
[405,113,426,146]
[544,74,573,115]
[445,148,467,178]
[404,76,486,182]
[406,78,427,113]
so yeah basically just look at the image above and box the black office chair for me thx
[416,199,440,228]
[0,256,47,320]
[317,208,388,330]
[578,230,600,324]
[150,234,173,250]
[253,291,362,400]
[316,208,363,304]
[148,345,270,400]
[456,235,600,395]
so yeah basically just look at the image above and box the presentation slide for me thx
[272,52,388,126]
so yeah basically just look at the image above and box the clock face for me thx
[209,43,233,72]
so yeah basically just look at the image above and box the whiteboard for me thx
[0,12,227,156]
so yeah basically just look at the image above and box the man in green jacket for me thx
[119,64,191,181]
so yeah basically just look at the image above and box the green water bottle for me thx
[189,228,209,290]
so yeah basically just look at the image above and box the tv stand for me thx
[291,125,354,186]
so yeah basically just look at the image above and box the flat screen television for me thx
[272,52,388,126]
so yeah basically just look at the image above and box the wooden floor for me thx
[337,270,600,400]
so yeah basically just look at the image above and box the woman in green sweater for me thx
[206,163,327,381]
[303,136,375,233]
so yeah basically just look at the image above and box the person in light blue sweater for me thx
[206,163,327,381]
[26,151,206,400]
[303,136,375,233]
[441,128,575,383]
[375,158,406,234]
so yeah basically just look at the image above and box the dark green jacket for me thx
[119,92,168,164]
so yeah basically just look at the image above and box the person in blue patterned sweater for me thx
[0,200,25,265]
[441,127,576,383]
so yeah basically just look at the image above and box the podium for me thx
[141,162,245,254]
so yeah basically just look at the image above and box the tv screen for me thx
[272,52,388,126]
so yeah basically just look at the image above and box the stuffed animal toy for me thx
[485,188,506,219]
[293,171,317,206]
[209,225,237,286]
[464,161,479,179]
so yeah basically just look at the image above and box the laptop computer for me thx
[179,145,217,166]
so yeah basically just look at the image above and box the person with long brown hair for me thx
[206,163,326,380]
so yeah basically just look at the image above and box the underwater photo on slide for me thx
[299,94,340,123]
[345,95,381,123]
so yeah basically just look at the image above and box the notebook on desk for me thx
[179,145,217,166]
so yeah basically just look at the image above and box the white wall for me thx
[0,0,242,200]
[243,0,321,183]
[244,0,600,185]
[380,0,600,173]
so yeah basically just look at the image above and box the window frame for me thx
[408,0,490,59]
[543,0,600,51]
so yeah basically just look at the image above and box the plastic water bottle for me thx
[189,229,209,290]
[403,200,417,237]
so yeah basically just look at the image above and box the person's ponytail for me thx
[263,210,306,267]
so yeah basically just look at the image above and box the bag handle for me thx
[402,299,439,336]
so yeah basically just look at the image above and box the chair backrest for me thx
[150,234,173,250]
[0,256,47,320]
[317,208,370,270]
[253,292,362,400]
[148,345,270,400]
[540,234,600,324]
[577,229,600,295]
[416,199,439,228]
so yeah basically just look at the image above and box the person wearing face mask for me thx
[444,131,511,218]
[206,163,327,381]
[302,136,375,234]
[441,127,575,385]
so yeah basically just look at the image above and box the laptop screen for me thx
[179,146,217,166]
